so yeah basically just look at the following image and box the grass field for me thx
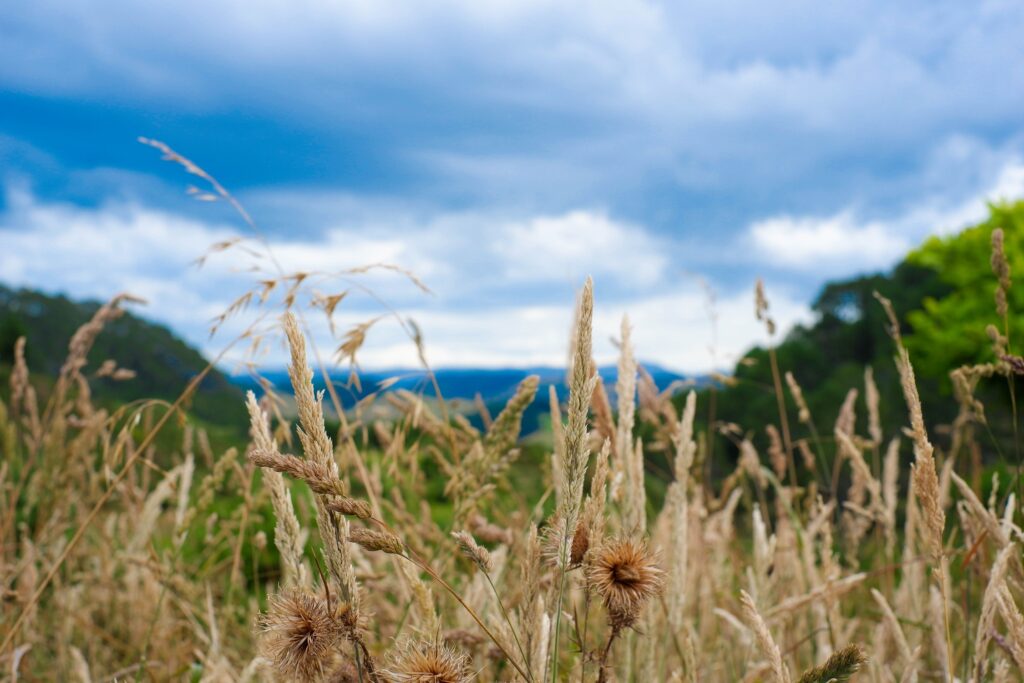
[3,152,1024,682]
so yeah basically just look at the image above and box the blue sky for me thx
[2,0,1024,372]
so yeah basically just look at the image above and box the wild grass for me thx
[3,147,1024,681]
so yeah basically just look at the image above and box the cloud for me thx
[4,1,1024,372]
[746,157,1024,272]
[498,210,668,287]
[296,279,812,374]
[2,0,1023,227]
[3,183,741,370]
[749,213,910,270]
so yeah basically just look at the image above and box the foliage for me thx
[704,205,1024,472]
[0,284,247,430]
[904,202,1024,378]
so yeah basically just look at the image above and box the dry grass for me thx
[4,147,1024,682]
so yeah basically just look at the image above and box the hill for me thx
[232,364,697,435]
[701,200,1024,476]
[0,285,247,429]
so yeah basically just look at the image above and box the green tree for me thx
[904,202,1024,380]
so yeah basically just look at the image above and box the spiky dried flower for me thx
[349,527,405,556]
[588,538,664,630]
[384,640,472,683]
[795,644,867,683]
[259,590,343,682]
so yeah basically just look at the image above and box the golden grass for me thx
[5,145,1024,681]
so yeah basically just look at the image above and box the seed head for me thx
[588,538,664,630]
[795,643,867,683]
[328,497,374,520]
[384,640,473,683]
[349,527,405,555]
[570,517,590,567]
[452,530,493,573]
[259,590,343,681]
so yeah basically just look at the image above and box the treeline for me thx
[696,201,1024,482]
[0,285,246,430]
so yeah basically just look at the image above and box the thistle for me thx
[259,590,344,682]
[384,640,473,683]
[588,537,664,630]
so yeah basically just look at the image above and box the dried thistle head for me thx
[384,640,473,683]
[588,538,664,630]
[259,590,343,681]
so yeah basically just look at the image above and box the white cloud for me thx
[7,150,1021,374]
[4,185,741,370]
[296,280,812,374]
[4,0,1023,209]
[498,210,668,287]
[925,159,1024,235]
[749,213,909,270]
[747,157,1024,272]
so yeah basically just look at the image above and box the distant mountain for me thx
[0,284,698,437]
[0,285,247,429]
[233,364,702,435]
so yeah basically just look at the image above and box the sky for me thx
[2,0,1024,373]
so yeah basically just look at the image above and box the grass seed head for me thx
[795,643,867,683]
[349,527,405,555]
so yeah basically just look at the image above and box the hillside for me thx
[701,200,1024,476]
[0,285,247,429]
[235,364,694,435]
